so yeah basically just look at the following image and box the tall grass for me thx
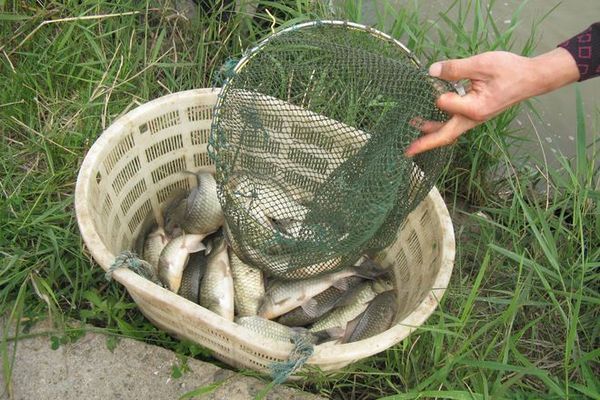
[0,1,598,399]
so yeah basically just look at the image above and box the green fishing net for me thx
[209,21,454,280]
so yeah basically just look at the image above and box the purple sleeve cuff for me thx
[557,22,600,81]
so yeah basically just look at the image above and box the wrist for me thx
[529,48,580,96]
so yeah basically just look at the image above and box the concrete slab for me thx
[0,319,322,400]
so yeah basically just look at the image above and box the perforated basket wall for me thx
[75,89,455,373]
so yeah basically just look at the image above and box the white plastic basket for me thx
[74,88,455,373]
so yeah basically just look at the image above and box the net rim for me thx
[233,20,421,73]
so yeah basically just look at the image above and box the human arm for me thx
[404,48,580,157]
[404,21,600,157]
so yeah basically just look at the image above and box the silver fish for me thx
[308,276,394,334]
[180,172,223,234]
[342,290,397,343]
[199,234,234,320]
[235,316,321,344]
[270,218,305,245]
[177,250,208,303]
[158,233,206,293]
[258,260,388,320]
[143,226,170,274]
[232,174,307,221]
[277,276,364,327]
[229,250,264,317]
[258,185,307,221]
[162,188,188,236]
[133,211,159,257]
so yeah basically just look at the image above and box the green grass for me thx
[1,1,598,399]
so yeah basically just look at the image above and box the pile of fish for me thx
[133,170,398,345]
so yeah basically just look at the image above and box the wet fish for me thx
[308,276,394,334]
[199,234,234,320]
[235,316,324,344]
[258,260,388,320]
[233,174,307,221]
[133,211,159,257]
[270,218,304,242]
[259,185,307,221]
[162,188,188,236]
[342,290,397,343]
[158,233,206,293]
[142,226,170,274]
[278,255,345,280]
[180,172,224,234]
[177,250,208,303]
[277,276,364,327]
[229,250,264,316]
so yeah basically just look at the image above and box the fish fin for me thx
[342,313,363,343]
[353,258,389,280]
[183,234,207,253]
[332,278,348,290]
[300,298,319,318]
[204,240,213,255]
[323,327,345,339]
[310,329,334,344]
[161,189,187,215]
[290,326,309,335]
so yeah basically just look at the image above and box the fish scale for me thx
[199,235,234,320]
[236,316,300,343]
[258,259,388,320]
[309,281,377,333]
[277,276,364,327]
[158,233,206,293]
[230,250,264,316]
[181,172,224,234]
[343,290,397,343]
[177,251,207,303]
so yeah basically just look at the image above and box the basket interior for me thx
[82,89,445,348]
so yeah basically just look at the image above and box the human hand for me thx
[405,48,580,157]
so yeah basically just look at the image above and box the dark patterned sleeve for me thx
[558,22,600,81]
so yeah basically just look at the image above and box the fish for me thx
[229,250,265,317]
[258,184,308,222]
[232,174,307,221]
[235,316,325,344]
[158,233,207,293]
[133,211,159,257]
[162,188,189,236]
[342,290,397,343]
[277,276,364,327]
[180,172,224,234]
[258,259,389,320]
[277,255,345,280]
[177,250,208,303]
[308,276,394,334]
[142,226,170,274]
[199,234,234,320]
[270,218,305,241]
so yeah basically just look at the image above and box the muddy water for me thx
[359,0,600,166]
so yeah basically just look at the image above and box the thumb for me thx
[429,56,484,81]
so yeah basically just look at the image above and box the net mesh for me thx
[209,22,452,279]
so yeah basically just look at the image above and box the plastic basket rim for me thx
[74,88,455,367]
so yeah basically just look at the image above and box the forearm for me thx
[526,47,580,97]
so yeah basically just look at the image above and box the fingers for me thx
[409,118,444,134]
[429,56,486,81]
[405,115,479,157]
[436,92,486,121]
